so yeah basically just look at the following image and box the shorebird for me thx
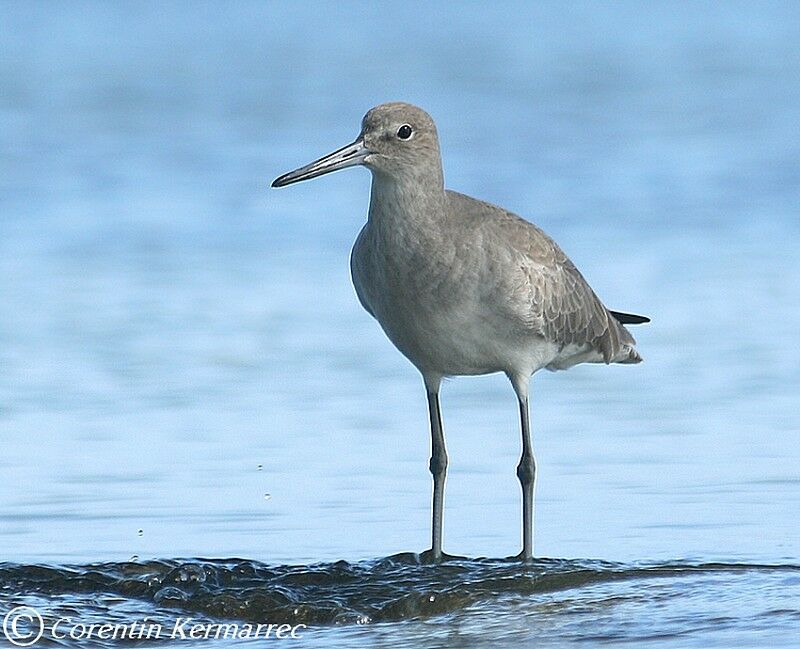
[272,102,648,561]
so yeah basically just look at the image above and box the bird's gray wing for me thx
[527,253,634,362]
[447,190,636,362]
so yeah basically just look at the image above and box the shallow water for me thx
[1,1,799,647]
[3,556,800,647]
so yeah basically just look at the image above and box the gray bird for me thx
[272,102,648,562]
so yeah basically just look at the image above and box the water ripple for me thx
[2,554,798,627]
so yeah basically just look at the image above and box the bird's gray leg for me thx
[425,378,447,561]
[510,374,536,561]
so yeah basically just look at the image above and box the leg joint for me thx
[516,454,536,484]
[429,452,448,477]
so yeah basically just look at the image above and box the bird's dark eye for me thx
[397,124,413,140]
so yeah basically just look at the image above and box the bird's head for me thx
[272,102,441,188]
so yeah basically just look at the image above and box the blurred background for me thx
[1,1,798,565]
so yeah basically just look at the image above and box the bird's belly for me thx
[370,297,557,377]
[383,310,497,375]
[351,234,559,377]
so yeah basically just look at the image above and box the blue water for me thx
[1,1,799,646]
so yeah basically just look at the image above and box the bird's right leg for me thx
[425,378,448,561]
[510,373,536,562]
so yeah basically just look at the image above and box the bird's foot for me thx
[512,550,535,564]
[419,548,443,564]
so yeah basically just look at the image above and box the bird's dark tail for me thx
[610,310,650,325]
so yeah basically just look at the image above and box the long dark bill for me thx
[271,138,370,187]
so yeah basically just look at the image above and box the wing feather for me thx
[449,190,636,363]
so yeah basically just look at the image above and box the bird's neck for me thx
[367,170,447,238]
[364,170,456,284]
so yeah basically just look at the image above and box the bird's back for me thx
[444,190,642,371]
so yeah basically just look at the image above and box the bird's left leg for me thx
[424,375,447,562]
[510,373,536,561]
